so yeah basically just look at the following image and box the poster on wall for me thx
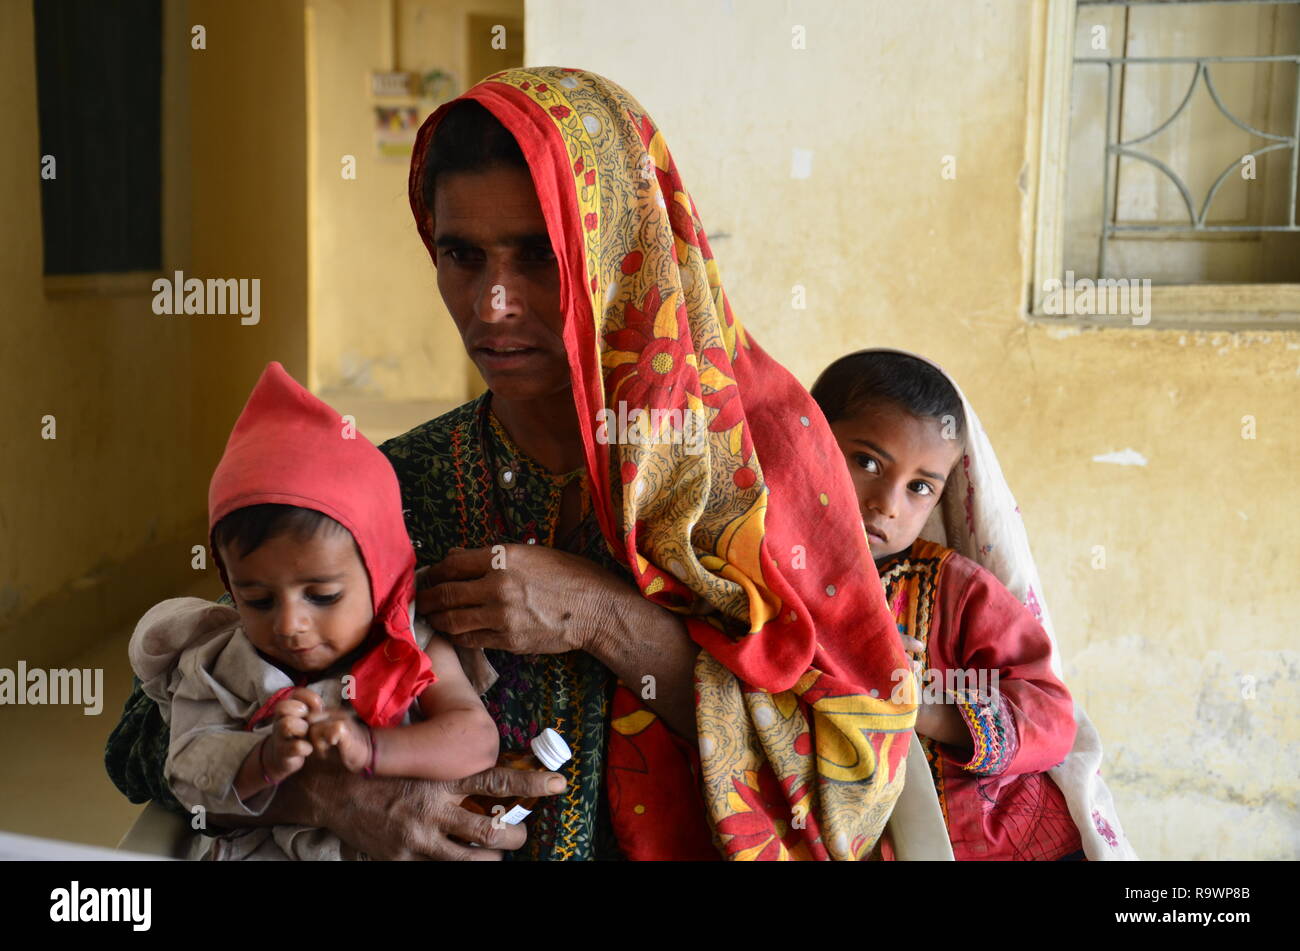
[373,105,422,159]
[370,70,457,159]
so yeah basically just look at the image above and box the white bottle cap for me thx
[529,728,573,772]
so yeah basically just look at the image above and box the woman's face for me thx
[431,165,571,401]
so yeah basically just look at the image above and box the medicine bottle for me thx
[463,728,572,825]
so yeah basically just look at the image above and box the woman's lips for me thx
[476,346,542,370]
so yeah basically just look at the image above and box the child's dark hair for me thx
[811,351,967,443]
[421,100,528,211]
[212,504,355,563]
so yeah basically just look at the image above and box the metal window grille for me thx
[1075,0,1300,277]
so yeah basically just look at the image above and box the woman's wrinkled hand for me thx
[299,757,568,860]
[415,544,631,655]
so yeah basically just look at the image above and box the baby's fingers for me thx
[281,739,313,763]
[901,635,925,655]
[265,737,312,777]
[272,688,323,722]
[273,698,313,722]
[286,687,324,712]
[275,714,310,741]
[273,688,323,720]
[308,719,347,757]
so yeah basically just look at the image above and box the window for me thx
[34,0,162,277]
[1033,0,1300,327]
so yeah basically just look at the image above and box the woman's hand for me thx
[280,756,569,860]
[415,544,627,654]
[416,544,702,740]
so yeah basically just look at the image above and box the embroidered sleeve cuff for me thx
[951,689,1018,776]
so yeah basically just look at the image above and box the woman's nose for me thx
[475,266,523,323]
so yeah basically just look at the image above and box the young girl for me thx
[129,361,500,860]
[812,349,1136,860]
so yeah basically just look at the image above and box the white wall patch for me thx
[1092,448,1148,467]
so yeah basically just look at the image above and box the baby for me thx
[812,349,1085,861]
[129,361,499,860]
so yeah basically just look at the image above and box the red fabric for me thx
[923,549,1081,861]
[605,687,720,860]
[208,361,435,728]
[246,685,296,732]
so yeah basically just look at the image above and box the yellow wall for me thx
[308,0,522,404]
[2,0,1293,859]
[0,0,307,668]
[528,0,1299,860]
[187,0,309,487]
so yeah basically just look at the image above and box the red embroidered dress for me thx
[876,539,1083,861]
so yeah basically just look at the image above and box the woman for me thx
[107,67,915,860]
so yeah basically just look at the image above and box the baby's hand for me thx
[306,710,374,774]
[263,687,324,782]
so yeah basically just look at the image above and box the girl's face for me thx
[220,528,374,673]
[828,399,964,561]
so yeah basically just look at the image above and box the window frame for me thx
[1030,0,1300,329]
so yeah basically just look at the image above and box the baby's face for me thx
[220,528,374,673]
[828,400,964,562]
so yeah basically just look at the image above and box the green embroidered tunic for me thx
[105,394,626,860]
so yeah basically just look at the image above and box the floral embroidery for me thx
[954,690,1018,776]
[379,395,624,861]
[1025,586,1044,622]
[1093,809,1119,848]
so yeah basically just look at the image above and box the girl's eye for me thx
[853,453,879,474]
[909,481,935,497]
[244,597,273,610]
[446,248,481,265]
[308,592,342,606]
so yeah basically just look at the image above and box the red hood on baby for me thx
[208,361,434,728]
